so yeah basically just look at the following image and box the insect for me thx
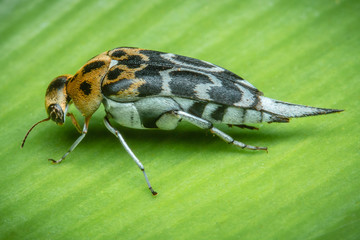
[21,47,342,195]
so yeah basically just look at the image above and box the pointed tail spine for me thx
[259,96,343,118]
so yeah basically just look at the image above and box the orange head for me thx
[21,75,73,148]
[45,75,73,124]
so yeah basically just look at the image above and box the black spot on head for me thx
[211,105,227,121]
[118,55,143,68]
[80,81,92,95]
[82,61,105,74]
[111,50,127,58]
[107,68,124,80]
[46,76,67,95]
[168,70,212,98]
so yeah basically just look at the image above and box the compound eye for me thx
[47,104,64,124]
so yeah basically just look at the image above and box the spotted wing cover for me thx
[101,47,263,108]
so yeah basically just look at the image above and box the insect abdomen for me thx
[103,97,182,130]
[67,52,111,117]
[104,96,289,131]
[173,97,287,124]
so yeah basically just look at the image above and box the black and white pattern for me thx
[36,47,342,195]
[102,47,341,130]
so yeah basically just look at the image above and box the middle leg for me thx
[103,116,157,195]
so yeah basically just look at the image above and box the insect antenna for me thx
[21,117,50,148]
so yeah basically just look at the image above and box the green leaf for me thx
[1,0,359,239]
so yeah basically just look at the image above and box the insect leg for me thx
[174,111,267,151]
[103,116,157,196]
[67,112,82,133]
[48,116,90,164]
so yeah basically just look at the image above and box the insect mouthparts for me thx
[48,104,64,124]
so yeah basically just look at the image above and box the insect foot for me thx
[48,158,63,164]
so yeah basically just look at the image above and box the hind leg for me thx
[169,110,267,151]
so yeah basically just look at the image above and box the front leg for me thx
[103,116,157,196]
[49,116,91,164]
[67,112,82,133]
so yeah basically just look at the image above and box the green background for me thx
[1,0,359,239]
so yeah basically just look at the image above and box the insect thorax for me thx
[66,52,111,117]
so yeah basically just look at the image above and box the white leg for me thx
[104,116,157,195]
[48,117,91,164]
[174,110,267,151]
